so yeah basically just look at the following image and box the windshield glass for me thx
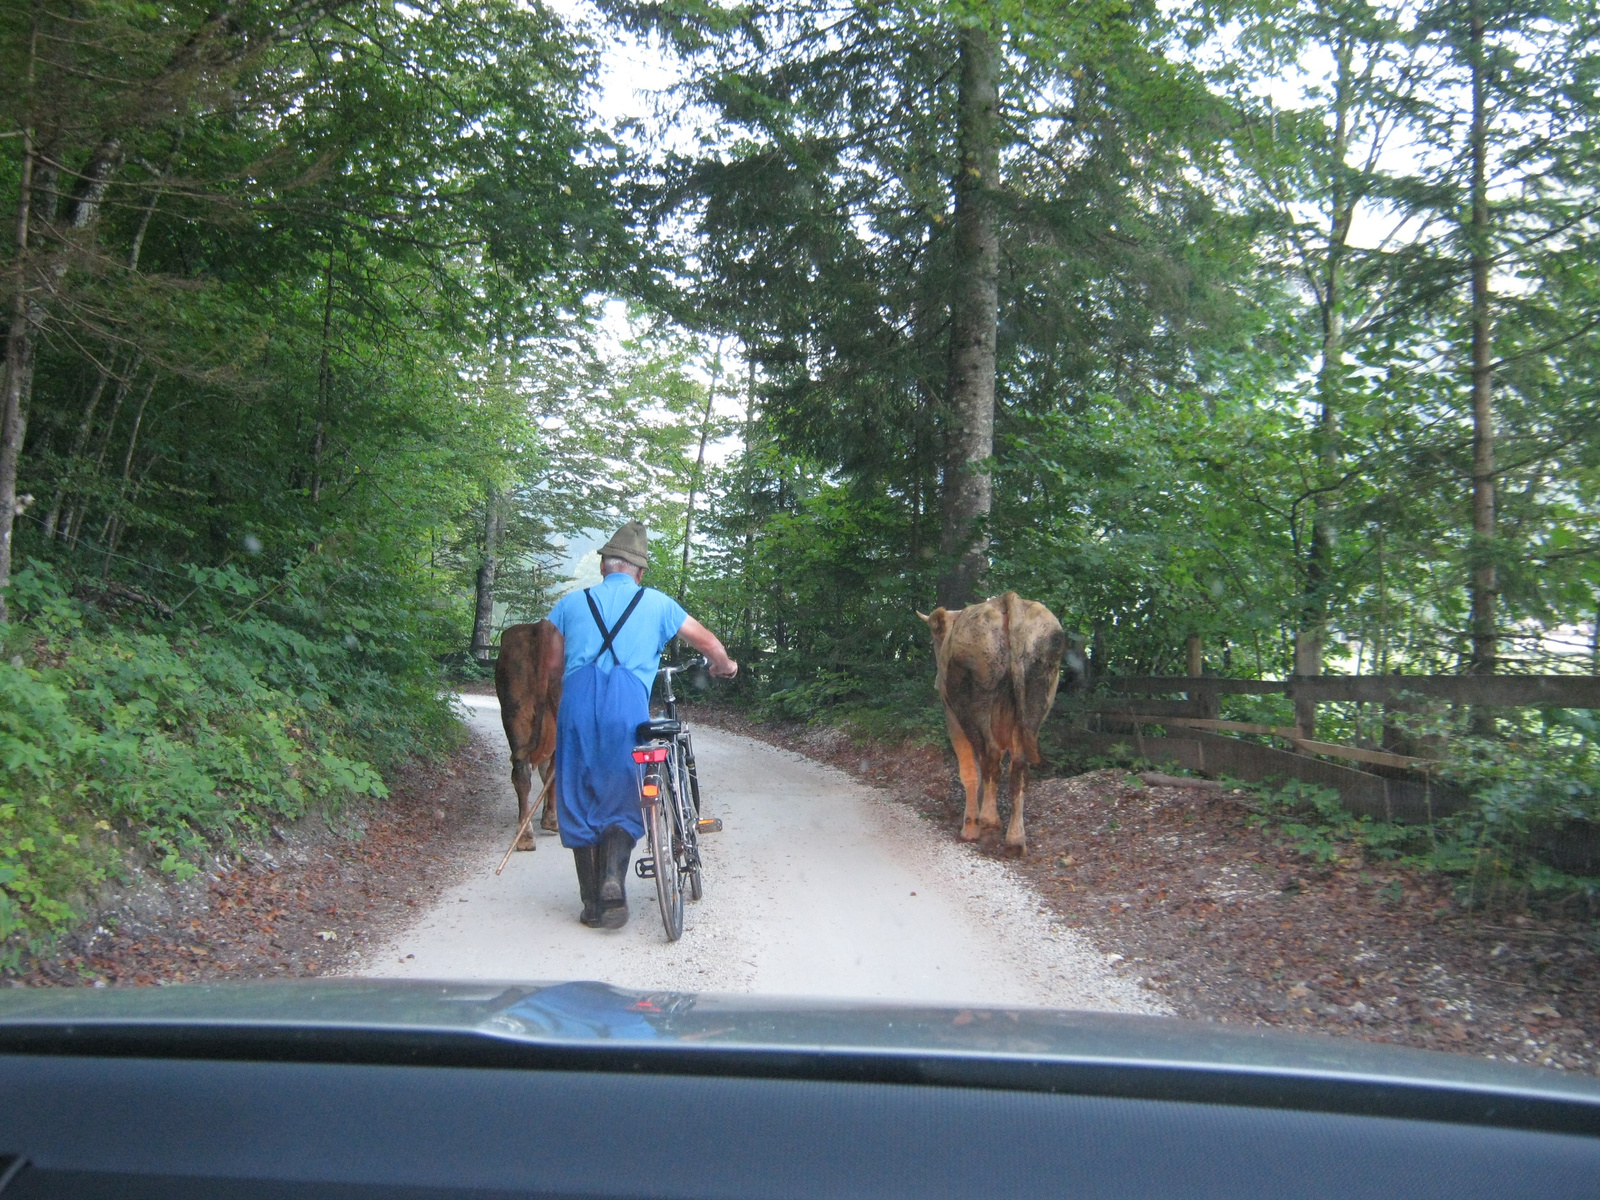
[1,0,1596,1082]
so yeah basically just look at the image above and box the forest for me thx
[2,0,1599,957]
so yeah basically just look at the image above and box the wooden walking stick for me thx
[495,773,555,876]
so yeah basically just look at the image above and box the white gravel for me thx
[355,694,1167,1014]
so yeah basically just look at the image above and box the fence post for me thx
[1293,631,1320,741]
[1186,634,1219,718]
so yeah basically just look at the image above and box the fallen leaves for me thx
[10,736,501,989]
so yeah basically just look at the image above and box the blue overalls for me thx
[553,587,650,848]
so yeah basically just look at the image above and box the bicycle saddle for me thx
[636,718,681,741]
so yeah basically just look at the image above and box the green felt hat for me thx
[598,520,649,569]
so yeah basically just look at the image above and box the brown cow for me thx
[919,593,1066,855]
[494,620,564,849]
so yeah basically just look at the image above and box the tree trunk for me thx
[311,249,335,504]
[42,361,114,539]
[1296,35,1357,742]
[99,373,156,557]
[471,485,505,659]
[1466,2,1497,681]
[680,344,722,602]
[72,354,144,543]
[0,6,40,621]
[43,136,175,540]
[66,360,139,548]
[1,131,121,601]
[937,13,1000,610]
[741,350,756,662]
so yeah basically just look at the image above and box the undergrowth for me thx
[751,666,945,744]
[0,560,463,971]
[1241,778,1600,912]
[1053,709,1600,913]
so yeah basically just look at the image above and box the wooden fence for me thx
[1048,673,1600,825]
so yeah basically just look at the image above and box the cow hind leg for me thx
[511,759,537,850]
[977,745,1004,833]
[1003,757,1029,856]
[537,760,559,832]
[946,712,983,841]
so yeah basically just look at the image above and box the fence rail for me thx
[1093,674,1600,707]
[1049,671,1600,825]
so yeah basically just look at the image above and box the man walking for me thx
[545,520,737,929]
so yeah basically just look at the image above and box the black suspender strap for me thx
[584,586,647,665]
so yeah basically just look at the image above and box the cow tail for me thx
[1003,593,1042,765]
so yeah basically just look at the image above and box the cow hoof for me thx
[1002,841,1026,858]
[540,812,560,833]
[515,834,537,852]
[960,822,983,841]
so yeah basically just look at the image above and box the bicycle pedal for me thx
[696,817,723,834]
[634,858,656,879]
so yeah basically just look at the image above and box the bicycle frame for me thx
[631,657,707,939]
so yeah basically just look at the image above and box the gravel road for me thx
[356,694,1165,1012]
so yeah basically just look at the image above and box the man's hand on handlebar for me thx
[676,616,739,680]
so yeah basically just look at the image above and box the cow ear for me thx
[920,607,950,644]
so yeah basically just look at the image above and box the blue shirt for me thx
[547,571,689,695]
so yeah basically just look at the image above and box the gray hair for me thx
[600,556,640,575]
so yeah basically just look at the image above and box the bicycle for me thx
[631,655,721,941]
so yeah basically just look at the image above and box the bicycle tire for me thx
[649,770,684,941]
[675,739,703,902]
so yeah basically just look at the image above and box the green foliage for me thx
[1242,780,1401,864]
[1441,712,1600,834]
[749,667,945,743]
[0,561,456,968]
[1240,737,1600,903]
[757,670,868,723]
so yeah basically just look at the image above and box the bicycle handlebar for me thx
[658,654,707,679]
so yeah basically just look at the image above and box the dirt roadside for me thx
[689,703,1600,1076]
[5,715,507,988]
[12,682,1600,1083]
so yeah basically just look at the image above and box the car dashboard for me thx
[0,980,1596,1199]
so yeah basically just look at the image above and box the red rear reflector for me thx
[632,747,669,763]
[641,783,660,798]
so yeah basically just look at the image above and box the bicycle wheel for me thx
[674,743,703,903]
[682,732,702,816]
[648,772,684,941]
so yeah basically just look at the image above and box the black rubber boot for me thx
[572,845,603,928]
[598,825,636,929]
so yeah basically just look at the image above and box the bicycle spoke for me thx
[650,765,684,941]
